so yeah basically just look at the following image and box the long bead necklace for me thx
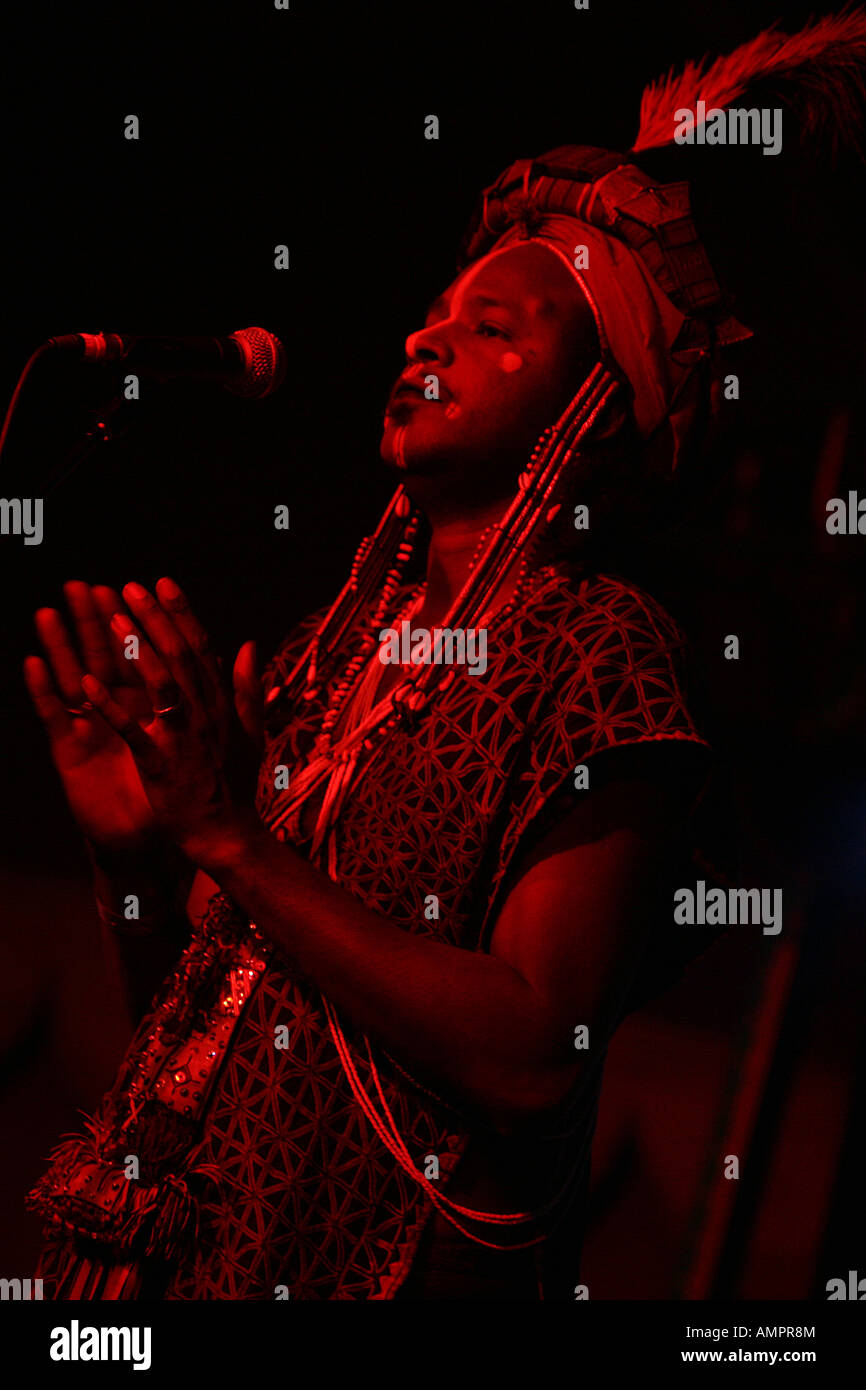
[314,512,537,756]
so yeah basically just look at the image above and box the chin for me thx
[383,454,449,482]
[381,421,451,475]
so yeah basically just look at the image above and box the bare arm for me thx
[184,775,674,1132]
[87,840,198,1027]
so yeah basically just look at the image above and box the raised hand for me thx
[75,578,257,862]
[24,581,161,853]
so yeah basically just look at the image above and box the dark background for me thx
[0,0,863,1297]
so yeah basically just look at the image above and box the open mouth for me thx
[385,387,461,424]
[385,393,423,423]
[386,380,453,417]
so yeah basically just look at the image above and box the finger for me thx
[109,611,186,714]
[153,577,223,700]
[63,581,118,683]
[22,655,72,739]
[233,640,263,747]
[122,582,210,708]
[81,673,160,767]
[91,585,138,683]
[34,607,87,703]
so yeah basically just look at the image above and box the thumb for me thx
[233,640,264,751]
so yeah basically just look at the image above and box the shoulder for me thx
[513,564,708,770]
[520,565,691,670]
[478,569,712,951]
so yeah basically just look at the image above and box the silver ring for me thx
[154,702,184,719]
[65,702,94,716]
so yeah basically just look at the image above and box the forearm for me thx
[87,840,195,1027]
[186,815,577,1128]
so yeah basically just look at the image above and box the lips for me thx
[388,374,452,409]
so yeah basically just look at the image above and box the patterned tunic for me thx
[33,560,714,1300]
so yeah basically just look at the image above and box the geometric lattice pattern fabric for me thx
[164,563,708,1298]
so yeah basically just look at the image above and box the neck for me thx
[420,492,521,623]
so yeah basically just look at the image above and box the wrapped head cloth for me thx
[458,145,752,479]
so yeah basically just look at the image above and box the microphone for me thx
[44,327,287,398]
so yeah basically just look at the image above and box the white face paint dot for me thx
[500,351,524,373]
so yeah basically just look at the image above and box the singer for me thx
[23,14,866,1300]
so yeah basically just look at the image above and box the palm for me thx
[26,581,261,855]
[26,584,161,853]
[50,685,159,849]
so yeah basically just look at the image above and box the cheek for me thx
[499,351,524,373]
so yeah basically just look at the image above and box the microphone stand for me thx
[40,390,138,498]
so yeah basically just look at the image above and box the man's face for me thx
[380,241,598,503]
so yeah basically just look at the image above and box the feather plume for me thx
[632,6,866,157]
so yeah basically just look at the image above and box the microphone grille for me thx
[227,327,287,398]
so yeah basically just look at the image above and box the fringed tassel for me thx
[52,1250,144,1301]
[101,1261,144,1300]
[27,1123,221,1287]
[145,1166,220,1261]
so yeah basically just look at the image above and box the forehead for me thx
[427,242,580,323]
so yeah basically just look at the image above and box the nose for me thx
[404,321,454,367]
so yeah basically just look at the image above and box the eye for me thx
[476,321,510,339]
